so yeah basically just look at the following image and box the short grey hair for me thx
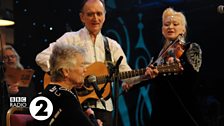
[80,0,106,12]
[49,42,85,82]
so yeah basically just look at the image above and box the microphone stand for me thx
[112,56,123,126]
[99,56,123,102]
[0,34,10,126]
[98,61,114,100]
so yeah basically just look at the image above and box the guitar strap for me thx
[103,36,114,76]
[103,36,113,101]
[103,36,112,62]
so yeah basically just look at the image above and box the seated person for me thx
[2,45,36,107]
[34,42,102,126]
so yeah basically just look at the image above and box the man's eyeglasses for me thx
[3,55,16,60]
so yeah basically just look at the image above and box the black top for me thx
[149,42,205,126]
[35,84,95,126]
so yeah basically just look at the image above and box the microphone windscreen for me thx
[87,75,97,83]
[217,5,224,14]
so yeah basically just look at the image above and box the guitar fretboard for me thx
[96,63,181,84]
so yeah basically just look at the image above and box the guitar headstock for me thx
[156,62,182,76]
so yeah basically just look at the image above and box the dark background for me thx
[12,0,224,126]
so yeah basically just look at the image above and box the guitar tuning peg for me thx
[163,73,167,76]
[174,73,178,75]
[168,73,171,76]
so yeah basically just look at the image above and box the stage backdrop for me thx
[14,0,224,126]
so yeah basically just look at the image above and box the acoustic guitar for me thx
[44,62,182,104]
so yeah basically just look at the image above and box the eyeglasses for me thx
[3,55,16,60]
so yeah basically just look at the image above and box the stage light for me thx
[0,9,15,26]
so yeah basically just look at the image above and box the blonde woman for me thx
[149,7,203,126]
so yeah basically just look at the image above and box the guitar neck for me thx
[96,62,181,84]
[96,69,145,84]
[118,68,146,80]
[117,63,180,79]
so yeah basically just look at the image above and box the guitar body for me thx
[44,61,182,104]
[43,62,112,104]
[77,62,112,104]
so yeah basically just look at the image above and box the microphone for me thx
[87,75,106,109]
[107,56,123,77]
[115,56,123,68]
[217,5,224,14]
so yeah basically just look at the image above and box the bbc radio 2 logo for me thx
[10,97,27,107]
[29,96,53,121]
